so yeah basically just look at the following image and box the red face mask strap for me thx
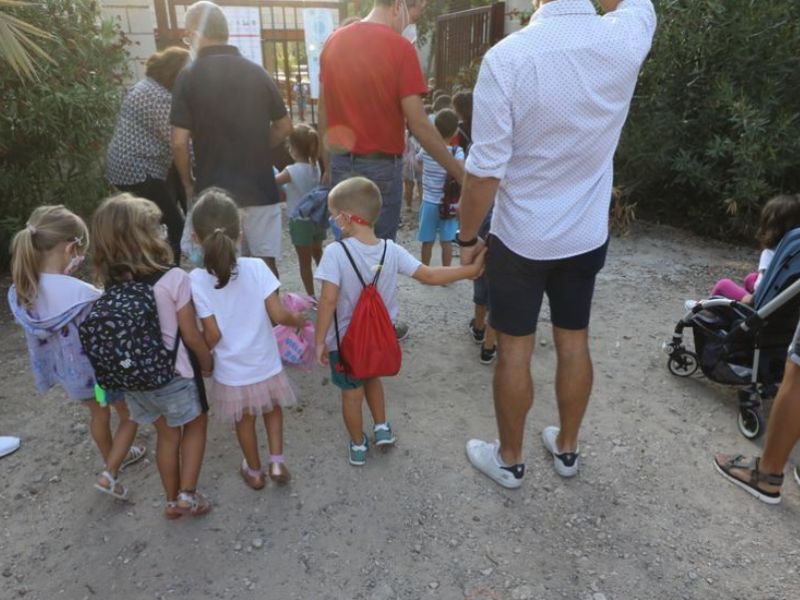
[346,213,372,227]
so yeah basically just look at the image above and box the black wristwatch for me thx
[455,231,479,247]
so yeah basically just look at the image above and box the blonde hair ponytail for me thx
[10,206,89,309]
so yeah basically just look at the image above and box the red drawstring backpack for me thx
[334,240,402,380]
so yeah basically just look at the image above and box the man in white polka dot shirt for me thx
[459,0,656,489]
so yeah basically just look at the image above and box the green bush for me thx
[0,0,129,268]
[617,0,800,241]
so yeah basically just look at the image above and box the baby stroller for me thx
[663,227,800,440]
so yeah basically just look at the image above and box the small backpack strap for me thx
[371,241,388,286]
[337,241,367,289]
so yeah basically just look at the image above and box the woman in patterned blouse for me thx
[106,47,191,258]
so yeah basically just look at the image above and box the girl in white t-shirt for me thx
[190,188,306,490]
[8,206,144,500]
[275,124,323,298]
[699,195,800,306]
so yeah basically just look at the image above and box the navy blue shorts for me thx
[487,236,608,336]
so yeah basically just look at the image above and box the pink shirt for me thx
[153,268,194,379]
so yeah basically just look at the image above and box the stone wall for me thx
[100,0,157,81]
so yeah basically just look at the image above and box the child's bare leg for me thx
[474,304,488,330]
[83,400,112,463]
[364,378,386,425]
[263,406,284,456]
[295,245,315,297]
[421,242,434,266]
[312,240,323,266]
[153,417,181,501]
[105,401,138,475]
[342,387,366,443]
[179,413,208,492]
[441,241,453,268]
[235,413,261,470]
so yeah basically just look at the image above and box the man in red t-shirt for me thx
[319,0,464,241]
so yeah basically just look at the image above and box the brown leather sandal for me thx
[714,454,784,505]
[267,462,291,485]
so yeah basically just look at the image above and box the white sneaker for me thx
[465,439,524,489]
[794,466,800,488]
[0,436,21,459]
[541,427,580,478]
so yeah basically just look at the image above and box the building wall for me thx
[100,0,157,81]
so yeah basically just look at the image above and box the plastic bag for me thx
[274,293,316,369]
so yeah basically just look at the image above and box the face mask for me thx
[64,254,85,276]
[328,215,343,240]
[188,245,204,268]
[402,23,417,44]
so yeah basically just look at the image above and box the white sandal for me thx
[93,470,129,501]
[120,445,146,471]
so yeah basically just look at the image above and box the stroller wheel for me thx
[737,407,765,440]
[667,350,698,377]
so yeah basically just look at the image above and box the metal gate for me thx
[434,2,505,89]
[153,0,346,123]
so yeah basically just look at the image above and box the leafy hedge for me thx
[0,0,129,268]
[616,0,800,241]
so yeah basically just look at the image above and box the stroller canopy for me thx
[753,227,800,308]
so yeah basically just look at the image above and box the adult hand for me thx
[459,238,485,267]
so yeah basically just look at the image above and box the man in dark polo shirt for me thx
[171,1,292,276]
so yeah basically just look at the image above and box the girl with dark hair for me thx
[688,194,800,307]
[106,47,192,259]
[190,188,306,491]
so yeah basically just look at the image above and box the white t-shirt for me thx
[314,239,421,350]
[285,163,320,216]
[755,248,776,289]
[34,274,101,320]
[190,257,282,386]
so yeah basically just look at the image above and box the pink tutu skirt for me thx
[211,371,297,423]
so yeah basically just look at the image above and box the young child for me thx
[469,206,497,365]
[8,206,144,500]
[402,129,422,213]
[91,194,214,518]
[190,188,307,490]
[314,177,485,466]
[417,109,465,267]
[453,90,473,156]
[276,124,324,298]
[688,194,800,308]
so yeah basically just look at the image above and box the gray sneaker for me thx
[349,435,368,466]
[794,466,800,488]
[394,322,410,342]
[374,423,397,447]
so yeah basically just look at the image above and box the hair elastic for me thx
[213,227,226,234]
[26,224,37,235]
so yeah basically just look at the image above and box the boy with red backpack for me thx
[315,177,485,466]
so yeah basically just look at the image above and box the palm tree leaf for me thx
[0,1,54,80]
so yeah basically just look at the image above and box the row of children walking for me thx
[8,178,485,519]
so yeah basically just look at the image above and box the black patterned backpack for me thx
[79,271,179,391]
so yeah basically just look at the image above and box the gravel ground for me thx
[1,215,799,600]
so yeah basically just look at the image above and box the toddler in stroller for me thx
[666,196,800,440]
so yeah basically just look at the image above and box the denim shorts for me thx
[418,201,458,243]
[331,154,403,241]
[126,376,202,428]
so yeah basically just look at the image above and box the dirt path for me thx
[1,218,799,600]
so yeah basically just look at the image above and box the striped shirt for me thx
[417,146,465,205]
